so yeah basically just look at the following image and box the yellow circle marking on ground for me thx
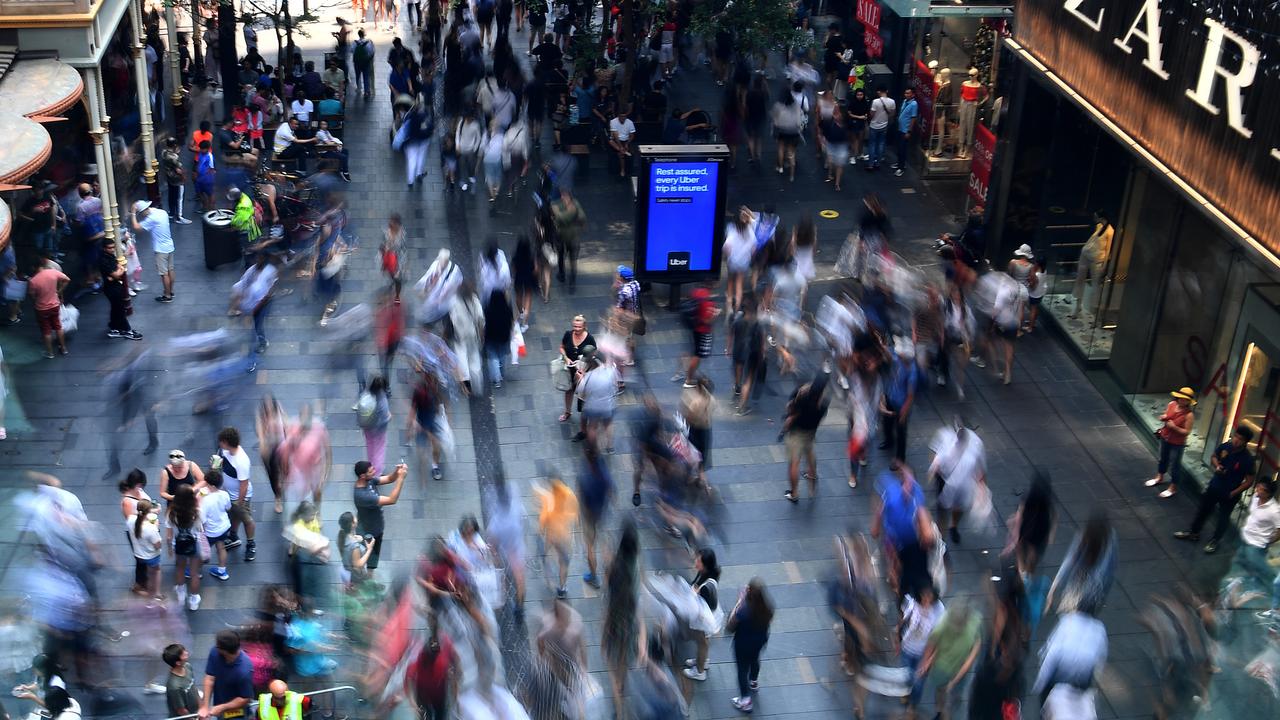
[819,209,840,219]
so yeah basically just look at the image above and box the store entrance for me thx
[1205,285,1280,484]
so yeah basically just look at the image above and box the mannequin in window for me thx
[931,66,953,157]
[1070,210,1113,319]
[957,68,983,158]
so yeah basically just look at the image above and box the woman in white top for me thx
[478,242,512,301]
[1026,258,1047,333]
[127,499,164,602]
[577,352,619,452]
[722,206,758,313]
[455,113,484,191]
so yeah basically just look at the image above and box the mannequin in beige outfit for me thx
[1071,211,1113,318]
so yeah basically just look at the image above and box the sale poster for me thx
[967,124,996,205]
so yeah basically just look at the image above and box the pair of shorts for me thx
[583,407,613,424]
[206,531,228,547]
[994,322,1019,340]
[155,252,174,275]
[1028,295,1043,306]
[195,179,215,196]
[693,331,713,358]
[785,429,816,460]
[230,499,253,523]
[36,306,61,336]
[777,131,800,146]
[141,555,162,567]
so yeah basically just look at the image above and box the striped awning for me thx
[0,55,78,185]
[0,57,83,118]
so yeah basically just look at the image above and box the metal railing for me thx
[163,685,360,720]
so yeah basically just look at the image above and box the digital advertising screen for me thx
[634,145,729,282]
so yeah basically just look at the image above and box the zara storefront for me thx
[988,0,1280,488]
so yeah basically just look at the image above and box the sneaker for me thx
[1173,531,1199,541]
[894,168,904,177]
[244,541,257,562]
[210,567,230,581]
[176,216,193,225]
[670,372,686,383]
[784,490,798,503]
[460,182,470,191]
[174,584,187,606]
[107,329,123,338]
[583,572,601,589]
[432,466,444,481]
[1159,487,1177,498]
[971,356,987,369]
[1144,476,1166,487]
[1204,541,1218,554]
[156,295,173,303]
[556,587,567,599]
[848,476,857,488]
[732,696,753,713]
[125,330,143,340]
[682,667,708,681]
[143,682,167,695]
[187,593,201,611]
[223,536,242,550]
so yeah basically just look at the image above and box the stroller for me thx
[389,93,417,143]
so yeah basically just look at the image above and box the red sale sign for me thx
[967,124,996,205]
[856,0,881,32]
[857,0,883,58]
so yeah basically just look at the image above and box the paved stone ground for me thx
[0,13,1260,720]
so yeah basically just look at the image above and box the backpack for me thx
[174,523,197,556]
[356,391,378,428]
[678,297,700,330]
[353,39,372,68]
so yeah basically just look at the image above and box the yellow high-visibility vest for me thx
[256,690,303,720]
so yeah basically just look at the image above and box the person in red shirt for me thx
[675,286,719,382]
[1147,387,1196,498]
[27,264,70,358]
[405,619,458,720]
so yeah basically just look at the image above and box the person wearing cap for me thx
[612,266,641,365]
[128,200,176,303]
[1146,388,1196,498]
[1175,425,1256,553]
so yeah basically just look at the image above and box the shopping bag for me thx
[550,356,571,391]
[3,279,27,302]
[434,413,456,459]
[59,304,80,334]
[509,323,525,365]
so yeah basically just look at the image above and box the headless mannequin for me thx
[957,68,983,158]
[1071,212,1113,318]
[932,67,953,156]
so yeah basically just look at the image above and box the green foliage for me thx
[689,0,811,56]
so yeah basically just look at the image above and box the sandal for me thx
[558,412,571,423]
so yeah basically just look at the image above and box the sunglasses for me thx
[169,453,186,460]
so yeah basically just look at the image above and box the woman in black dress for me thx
[558,314,595,423]
[743,74,769,165]
[511,235,537,330]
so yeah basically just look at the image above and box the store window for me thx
[1026,98,1131,360]
[911,17,1004,174]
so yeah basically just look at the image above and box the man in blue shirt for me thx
[199,629,254,719]
[880,338,919,462]
[894,87,919,177]
[1175,425,1256,553]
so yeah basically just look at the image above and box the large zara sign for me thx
[1061,0,1264,149]
[1014,0,1280,257]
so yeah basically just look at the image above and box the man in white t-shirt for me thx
[867,86,896,169]
[215,426,256,561]
[608,107,637,178]
[200,470,234,581]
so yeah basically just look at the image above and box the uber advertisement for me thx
[633,145,730,282]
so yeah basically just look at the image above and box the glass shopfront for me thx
[913,16,1003,175]
[994,63,1280,490]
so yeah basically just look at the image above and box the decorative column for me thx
[163,0,185,136]
[90,68,125,259]
[130,0,160,203]
[81,67,120,256]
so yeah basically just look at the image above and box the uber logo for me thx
[667,252,691,269]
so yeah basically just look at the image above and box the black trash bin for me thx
[202,209,240,269]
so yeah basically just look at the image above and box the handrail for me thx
[162,685,360,720]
